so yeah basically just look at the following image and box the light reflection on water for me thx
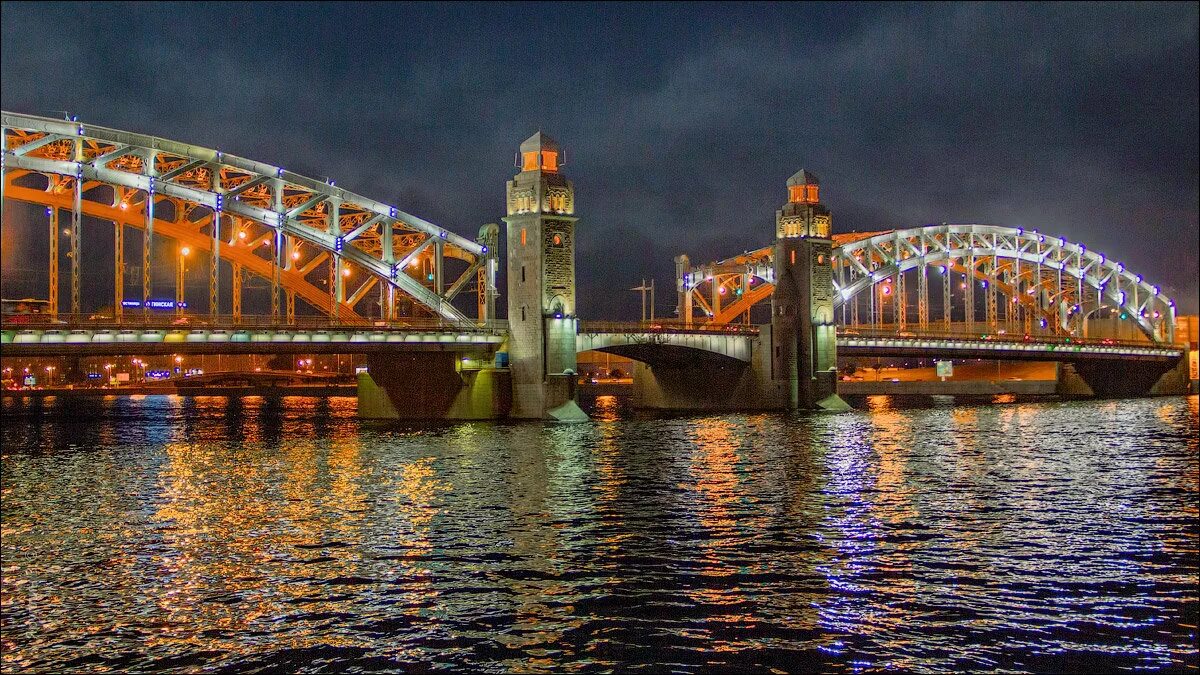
[0,393,1196,672]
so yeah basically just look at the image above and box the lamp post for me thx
[631,279,655,323]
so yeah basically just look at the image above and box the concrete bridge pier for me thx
[358,351,511,420]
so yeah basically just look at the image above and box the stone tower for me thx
[502,132,588,421]
[771,169,844,409]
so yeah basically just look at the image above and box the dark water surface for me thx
[1,394,1197,673]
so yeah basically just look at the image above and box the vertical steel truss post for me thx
[286,290,295,324]
[986,257,997,330]
[176,249,185,316]
[838,262,847,325]
[143,189,154,319]
[48,207,59,317]
[942,265,952,331]
[686,276,696,324]
[917,261,929,330]
[1076,249,1084,335]
[330,254,339,322]
[232,263,242,322]
[271,179,282,321]
[895,269,906,330]
[114,215,124,322]
[963,254,975,333]
[210,209,220,319]
[71,166,82,316]
[1012,255,1021,334]
[873,278,883,329]
[330,200,342,321]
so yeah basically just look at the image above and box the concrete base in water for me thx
[358,352,511,420]
[629,334,851,413]
[547,400,590,422]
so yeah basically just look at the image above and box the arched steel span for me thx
[1,111,497,326]
[677,225,1177,343]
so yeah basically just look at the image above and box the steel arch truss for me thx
[677,225,1177,343]
[1,111,497,326]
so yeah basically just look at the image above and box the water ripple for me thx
[1,393,1196,673]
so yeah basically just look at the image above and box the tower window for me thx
[521,228,527,246]
[521,306,526,321]
[521,266,526,283]
[552,233,562,246]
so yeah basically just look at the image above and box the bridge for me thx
[1,112,1191,417]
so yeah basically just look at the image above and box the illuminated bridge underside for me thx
[577,328,753,366]
[1,111,494,326]
[680,225,1176,343]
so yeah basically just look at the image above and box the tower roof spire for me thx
[520,131,560,154]
[786,169,820,187]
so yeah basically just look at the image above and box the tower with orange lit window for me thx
[502,132,586,420]
[772,170,842,409]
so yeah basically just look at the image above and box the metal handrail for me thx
[577,320,761,336]
[0,312,509,334]
[837,327,1175,350]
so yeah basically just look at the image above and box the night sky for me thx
[2,2,1197,317]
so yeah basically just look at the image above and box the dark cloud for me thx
[2,1,1196,317]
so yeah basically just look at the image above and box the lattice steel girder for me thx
[2,111,484,325]
[833,226,1174,341]
[679,223,1175,343]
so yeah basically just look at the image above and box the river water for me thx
[1,393,1197,673]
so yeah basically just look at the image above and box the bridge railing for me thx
[578,320,760,336]
[837,326,1171,350]
[1,313,509,334]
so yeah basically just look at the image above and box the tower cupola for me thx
[519,131,561,172]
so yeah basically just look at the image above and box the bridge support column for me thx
[358,351,511,420]
[501,132,588,421]
[770,170,847,411]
